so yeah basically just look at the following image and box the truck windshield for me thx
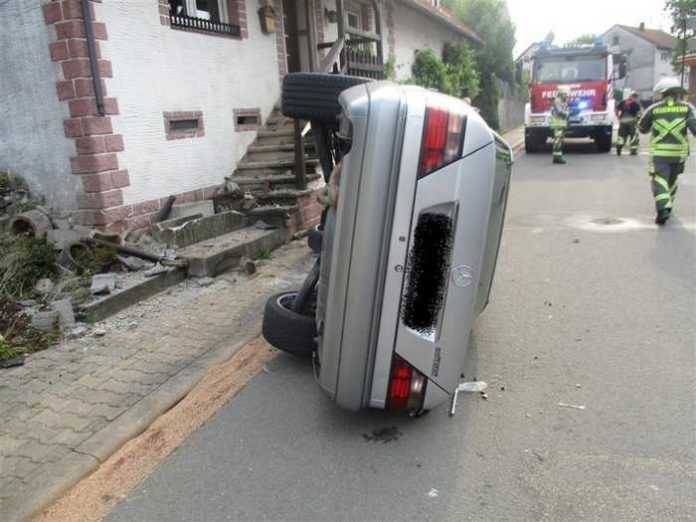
[534,57,605,83]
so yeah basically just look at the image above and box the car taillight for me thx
[418,105,466,178]
[387,356,427,413]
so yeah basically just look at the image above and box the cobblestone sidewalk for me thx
[0,241,312,521]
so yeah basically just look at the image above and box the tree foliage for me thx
[442,0,516,128]
[411,48,456,94]
[443,42,481,98]
[566,33,597,46]
[410,44,480,99]
[665,0,696,75]
[442,0,516,82]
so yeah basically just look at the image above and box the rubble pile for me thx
[0,172,179,366]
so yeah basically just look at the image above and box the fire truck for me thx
[524,40,626,153]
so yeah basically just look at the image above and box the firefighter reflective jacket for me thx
[639,97,696,163]
[550,97,569,128]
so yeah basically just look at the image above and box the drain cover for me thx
[591,218,624,225]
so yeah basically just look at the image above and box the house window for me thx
[661,51,671,61]
[347,10,361,30]
[612,36,619,45]
[168,0,241,37]
[164,111,205,140]
[234,108,262,131]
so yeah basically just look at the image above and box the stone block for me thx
[152,211,245,248]
[31,311,59,332]
[168,200,214,219]
[90,273,116,295]
[49,298,75,330]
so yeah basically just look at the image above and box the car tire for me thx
[262,292,317,357]
[307,225,323,254]
[282,73,370,123]
[524,138,537,153]
[524,135,544,153]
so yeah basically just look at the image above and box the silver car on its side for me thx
[263,76,512,415]
[314,82,513,414]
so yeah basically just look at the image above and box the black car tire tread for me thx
[282,73,370,122]
[262,292,316,357]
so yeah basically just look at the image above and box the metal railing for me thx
[170,13,241,37]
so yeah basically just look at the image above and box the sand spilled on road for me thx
[34,338,277,522]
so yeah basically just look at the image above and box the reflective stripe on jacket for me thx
[638,97,696,162]
[550,97,568,129]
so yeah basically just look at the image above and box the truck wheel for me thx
[524,137,537,153]
[596,133,612,153]
[262,292,316,357]
[282,73,370,123]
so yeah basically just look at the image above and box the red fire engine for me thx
[524,40,626,153]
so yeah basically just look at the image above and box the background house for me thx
[602,23,691,103]
[0,0,480,232]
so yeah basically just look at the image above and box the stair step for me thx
[234,172,322,190]
[236,158,320,171]
[151,210,245,248]
[265,116,290,126]
[255,188,318,206]
[248,204,299,215]
[248,143,315,153]
[257,129,294,138]
[244,149,317,164]
[179,226,286,277]
[256,188,317,199]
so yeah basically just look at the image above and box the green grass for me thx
[0,335,24,361]
[253,247,272,261]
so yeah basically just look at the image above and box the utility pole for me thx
[681,16,696,90]
[681,16,687,89]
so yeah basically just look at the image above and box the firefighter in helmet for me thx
[638,77,696,225]
[551,86,570,164]
[616,89,642,156]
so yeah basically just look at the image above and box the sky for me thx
[508,0,673,57]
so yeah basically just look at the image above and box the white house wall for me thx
[604,27,659,101]
[97,0,281,207]
[653,47,686,89]
[0,0,79,209]
[389,5,463,81]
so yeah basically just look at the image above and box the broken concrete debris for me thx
[144,264,169,278]
[91,274,116,295]
[34,278,55,296]
[117,255,148,272]
[30,310,60,332]
[50,298,76,329]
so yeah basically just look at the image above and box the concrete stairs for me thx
[229,108,324,225]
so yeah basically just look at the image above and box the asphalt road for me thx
[107,140,696,521]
